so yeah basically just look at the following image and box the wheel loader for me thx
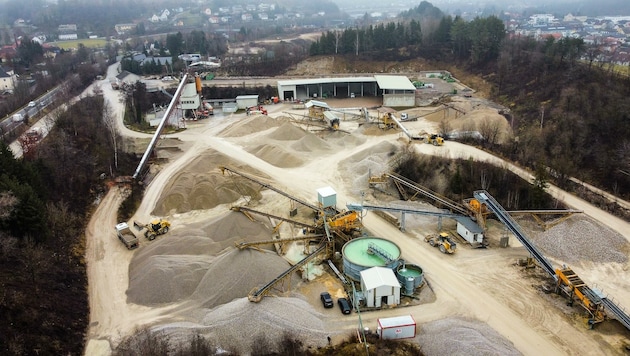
[133,218,171,240]
[422,133,444,146]
[424,232,456,254]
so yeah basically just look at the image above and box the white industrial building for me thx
[360,266,400,308]
[235,95,259,109]
[276,75,416,107]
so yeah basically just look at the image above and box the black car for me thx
[338,297,352,314]
[320,292,333,308]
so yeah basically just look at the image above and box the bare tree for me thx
[478,117,502,146]
[102,102,120,172]
[334,30,341,54]
[438,118,452,137]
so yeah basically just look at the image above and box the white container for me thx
[377,315,416,339]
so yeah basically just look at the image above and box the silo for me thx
[396,263,424,295]
[342,237,401,282]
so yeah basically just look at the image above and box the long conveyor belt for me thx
[602,297,630,330]
[473,190,557,279]
[386,172,471,216]
[221,166,321,212]
[248,244,327,302]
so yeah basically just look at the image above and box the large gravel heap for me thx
[151,150,265,215]
[528,215,628,264]
[415,317,521,356]
[127,211,302,306]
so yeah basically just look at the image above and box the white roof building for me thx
[360,266,401,308]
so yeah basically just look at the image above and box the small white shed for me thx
[360,266,400,308]
[316,186,336,208]
[456,216,484,245]
[236,95,259,109]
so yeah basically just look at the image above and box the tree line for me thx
[309,15,505,65]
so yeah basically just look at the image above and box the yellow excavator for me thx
[134,218,171,240]
[425,232,456,254]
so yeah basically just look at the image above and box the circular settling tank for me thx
[396,263,424,295]
[342,237,401,281]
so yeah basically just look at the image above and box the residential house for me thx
[0,65,18,93]
[115,23,135,35]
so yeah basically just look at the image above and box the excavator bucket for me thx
[133,220,145,231]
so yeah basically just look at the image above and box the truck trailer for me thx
[377,315,416,339]
[115,222,139,249]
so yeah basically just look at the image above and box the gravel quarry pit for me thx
[85,68,630,355]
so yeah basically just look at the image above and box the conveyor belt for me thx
[221,166,321,212]
[248,244,327,302]
[602,297,630,330]
[386,172,471,216]
[473,190,557,279]
[231,206,315,229]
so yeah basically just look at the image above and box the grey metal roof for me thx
[374,75,416,91]
[304,100,330,109]
[455,216,483,233]
[277,77,376,86]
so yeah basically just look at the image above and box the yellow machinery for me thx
[134,218,171,240]
[555,267,607,327]
[420,133,444,146]
[326,210,361,232]
[424,232,456,254]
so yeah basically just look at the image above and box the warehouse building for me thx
[277,75,416,107]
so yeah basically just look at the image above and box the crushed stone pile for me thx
[415,317,521,356]
[246,144,304,168]
[290,132,331,152]
[266,121,308,141]
[127,212,279,305]
[151,150,265,215]
[218,115,287,137]
[528,216,628,264]
[150,297,332,355]
[339,140,399,194]
[191,249,302,308]
[200,297,330,354]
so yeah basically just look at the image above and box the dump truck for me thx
[115,222,139,249]
[424,232,456,254]
[134,218,171,240]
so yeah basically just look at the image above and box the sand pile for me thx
[247,144,304,168]
[290,132,331,152]
[266,121,308,141]
[529,216,628,264]
[415,317,521,356]
[218,115,287,137]
[127,212,277,305]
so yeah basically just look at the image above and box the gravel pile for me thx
[218,115,287,137]
[190,248,302,309]
[528,216,628,264]
[266,121,308,140]
[339,140,399,195]
[151,149,264,215]
[246,143,304,168]
[200,297,330,354]
[127,211,290,305]
[415,317,521,356]
[290,133,331,152]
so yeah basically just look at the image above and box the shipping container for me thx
[377,315,416,339]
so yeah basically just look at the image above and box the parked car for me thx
[320,292,333,308]
[338,297,352,314]
[28,101,37,107]
[161,76,174,81]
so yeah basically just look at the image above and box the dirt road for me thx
[84,64,630,355]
